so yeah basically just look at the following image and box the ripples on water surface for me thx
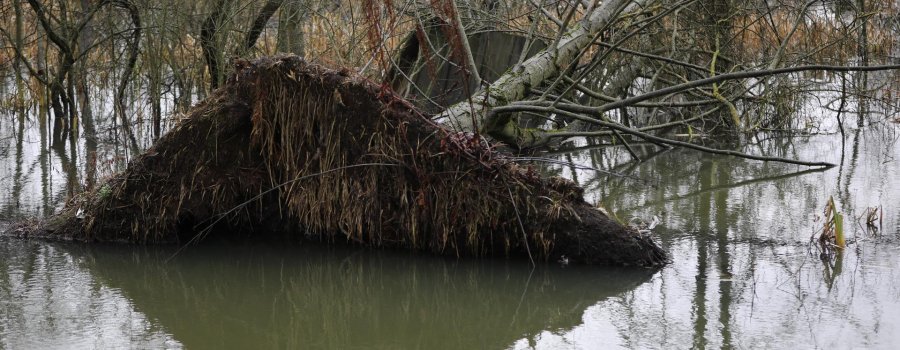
[2,102,900,348]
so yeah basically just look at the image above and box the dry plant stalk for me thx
[863,205,882,235]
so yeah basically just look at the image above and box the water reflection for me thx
[0,239,653,349]
[530,126,900,348]
[0,239,180,349]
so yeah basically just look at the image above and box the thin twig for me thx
[447,0,481,84]
[510,156,653,184]
[497,104,836,167]
[506,185,535,267]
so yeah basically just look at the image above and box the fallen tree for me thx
[6,55,666,267]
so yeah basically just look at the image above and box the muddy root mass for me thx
[9,55,666,267]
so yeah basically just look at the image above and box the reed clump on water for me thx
[12,55,666,267]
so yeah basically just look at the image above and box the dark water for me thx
[2,81,900,348]
[0,240,656,349]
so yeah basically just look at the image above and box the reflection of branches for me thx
[624,167,827,211]
[532,142,673,190]
[584,146,672,194]
[510,156,650,183]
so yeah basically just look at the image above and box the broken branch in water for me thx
[492,104,836,168]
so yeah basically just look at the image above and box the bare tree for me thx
[414,0,900,166]
[5,0,899,165]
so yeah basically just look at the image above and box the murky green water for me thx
[0,240,655,349]
[3,113,900,347]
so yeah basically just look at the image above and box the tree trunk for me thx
[243,0,284,54]
[13,0,25,107]
[113,0,143,153]
[440,0,631,143]
[276,0,306,55]
[201,0,229,90]
[856,0,868,127]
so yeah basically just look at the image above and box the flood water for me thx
[2,97,900,348]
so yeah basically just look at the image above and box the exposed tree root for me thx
[6,55,666,267]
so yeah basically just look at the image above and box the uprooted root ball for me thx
[10,55,667,267]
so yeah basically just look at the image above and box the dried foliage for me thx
[861,205,883,236]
